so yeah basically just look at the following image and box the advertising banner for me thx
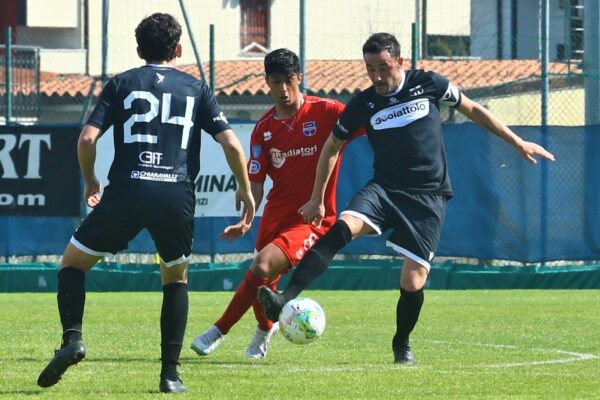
[0,125,80,216]
[94,123,271,217]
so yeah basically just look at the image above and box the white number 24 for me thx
[123,91,195,149]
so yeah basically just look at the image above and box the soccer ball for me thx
[278,297,326,344]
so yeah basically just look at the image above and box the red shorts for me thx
[255,222,328,269]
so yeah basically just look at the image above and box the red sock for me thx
[215,270,269,335]
[252,275,281,331]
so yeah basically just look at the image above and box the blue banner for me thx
[2,123,600,262]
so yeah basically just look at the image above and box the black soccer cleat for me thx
[393,345,416,365]
[257,287,286,322]
[37,340,86,387]
[159,376,187,394]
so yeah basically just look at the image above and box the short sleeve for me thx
[247,126,268,183]
[197,84,231,138]
[87,77,118,131]
[428,71,462,108]
[332,97,362,140]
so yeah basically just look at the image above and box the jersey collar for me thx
[385,70,406,97]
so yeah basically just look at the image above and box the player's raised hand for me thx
[298,199,325,227]
[515,139,555,165]
[236,187,255,226]
[83,177,102,208]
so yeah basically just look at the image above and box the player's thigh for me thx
[339,213,376,237]
[254,223,328,279]
[250,243,291,280]
[60,242,103,272]
[70,191,143,263]
[387,192,447,272]
[341,181,391,237]
[146,186,195,268]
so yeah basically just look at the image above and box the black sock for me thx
[283,220,352,301]
[393,288,424,350]
[57,267,86,344]
[160,283,188,381]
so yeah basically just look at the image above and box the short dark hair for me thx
[362,32,401,57]
[135,13,182,62]
[264,48,301,77]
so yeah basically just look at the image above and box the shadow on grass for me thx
[0,389,43,395]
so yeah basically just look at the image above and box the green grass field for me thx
[1,290,599,399]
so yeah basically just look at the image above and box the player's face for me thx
[364,50,403,95]
[266,73,303,108]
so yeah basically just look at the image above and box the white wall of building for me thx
[471,0,572,60]
[16,0,472,74]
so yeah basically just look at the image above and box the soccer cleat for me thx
[393,345,416,365]
[159,375,187,393]
[245,323,279,359]
[257,287,286,322]
[191,325,224,356]
[37,340,86,387]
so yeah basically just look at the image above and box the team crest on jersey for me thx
[156,73,165,84]
[263,131,273,141]
[302,121,317,137]
[251,144,263,158]
[367,102,375,109]
[370,98,429,130]
[409,85,424,96]
[389,96,399,104]
[249,160,261,174]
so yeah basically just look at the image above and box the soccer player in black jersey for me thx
[258,32,554,364]
[37,13,255,393]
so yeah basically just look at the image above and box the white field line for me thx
[423,339,599,369]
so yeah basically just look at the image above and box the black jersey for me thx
[333,69,461,196]
[87,64,230,185]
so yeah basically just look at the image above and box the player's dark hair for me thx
[264,48,301,78]
[135,13,182,62]
[362,32,401,57]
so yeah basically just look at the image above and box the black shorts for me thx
[341,181,447,269]
[71,182,195,267]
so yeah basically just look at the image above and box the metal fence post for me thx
[412,23,419,70]
[4,26,12,125]
[210,24,215,94]
[179,0,207,83]
[300,0,307,93]
[101,0,109,84]
[585,0,600,124]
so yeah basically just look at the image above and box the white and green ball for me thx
[278,297,326,344]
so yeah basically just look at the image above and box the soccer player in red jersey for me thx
[192,48,359,358]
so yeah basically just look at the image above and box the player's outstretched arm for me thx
[215,129,256,228]
[220,182,263,242]
[298,133,345,227]
[78,124,103,207]
[456,94,556,164]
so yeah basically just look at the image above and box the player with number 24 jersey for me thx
[88,64,228,185]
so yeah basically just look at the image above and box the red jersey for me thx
[248,95,345,233]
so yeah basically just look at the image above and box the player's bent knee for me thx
[249,259,286,280]
[249,260,270,278]
[400,260,428,291]
[250,243,290,279]
[160,262,188,285]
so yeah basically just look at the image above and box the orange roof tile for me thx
[28,59,581,98]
